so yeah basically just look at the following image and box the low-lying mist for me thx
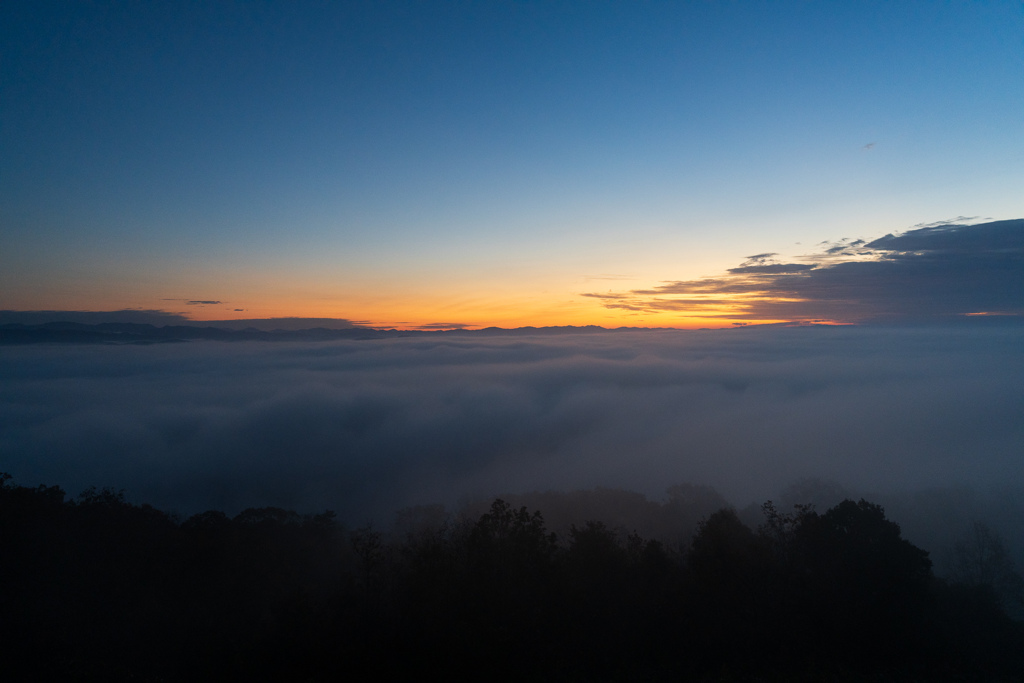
[2,326,1022,554]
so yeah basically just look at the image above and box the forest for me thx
[1,472,1022,682]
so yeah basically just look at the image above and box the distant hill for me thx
[0,320,677,344]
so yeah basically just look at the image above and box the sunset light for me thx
[2,3,1023,678]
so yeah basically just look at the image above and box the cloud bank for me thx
[0,309,193,326]
[2,327,1022,522]
[0,310,366,331]
[585,219,1024,323]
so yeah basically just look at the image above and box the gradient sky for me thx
[3,1,1023,328]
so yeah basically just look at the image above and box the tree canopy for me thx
[1,473,1022,681]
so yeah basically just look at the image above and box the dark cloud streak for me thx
[727,264,816,274]
[0,312,367,332]
[584,219,1024,323]
[0,309,192,326]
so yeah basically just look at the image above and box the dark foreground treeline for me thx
[1,474,1022,682]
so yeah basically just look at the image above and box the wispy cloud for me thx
[412,322,472,330]
[161,298,224,306]
[911,216,988,229]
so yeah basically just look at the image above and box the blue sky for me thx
[2,1,1023,327]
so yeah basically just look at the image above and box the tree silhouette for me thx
[3,473,1023,681]
[948,521,1024,617]
[789,499,933,666]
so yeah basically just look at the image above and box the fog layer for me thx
[2,326,1022,521]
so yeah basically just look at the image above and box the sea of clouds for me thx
[2,326,1022,524]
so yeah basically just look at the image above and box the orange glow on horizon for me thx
[8,262,849,330]
[176,293,825,330]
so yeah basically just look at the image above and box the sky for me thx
[3,1,1023,329]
